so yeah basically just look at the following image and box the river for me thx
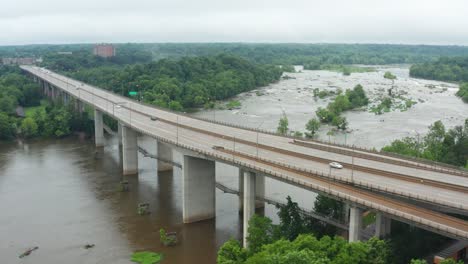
[1,66,466,263]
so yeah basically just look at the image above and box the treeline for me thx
[41,46,153,72]
[382,119,468,168]
[410,57,468,103]
[0,66,92,140]
[66,54,283,110]
[410,57,468,82]
[4,43,468,66]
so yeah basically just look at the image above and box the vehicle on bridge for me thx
[329,162,343,169]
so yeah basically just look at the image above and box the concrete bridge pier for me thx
[255,175,265,208]
[94,109,104,147]
[375,213,391,238]
[182,155,215,223]
[243,170,256,248]
[122,125,138,175]
[117,122,123,145]
[348,206,363,242]
[238,169,265,212]
[157,141,173,172]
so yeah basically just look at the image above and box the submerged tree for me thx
[384,71,397,96]
[277,112,289,135]
[305,118,320,137]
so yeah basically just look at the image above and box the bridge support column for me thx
[182,155,215,223]
[157,141,173,171]
[238,170,264,212]
[243,171,256,248]
[117,122,122,145]
[122,125,138,175]
[94,109,104,147]
[375,213,391,238]
[348,206,362,242]
[255,175,265,208]
[238,168,244,212]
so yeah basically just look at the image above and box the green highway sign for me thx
[128,91,138,96]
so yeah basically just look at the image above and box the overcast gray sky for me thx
[1,0,468,45]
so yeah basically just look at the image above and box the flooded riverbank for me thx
[193,65,467,148]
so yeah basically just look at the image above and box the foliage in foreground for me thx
[218,233,390,264]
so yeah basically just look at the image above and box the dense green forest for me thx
[41,48,152,72]
[3,43,468,66]
[59,54,283,110]
[0,66,92,140]
[410,57,468,102]
[410,57,468,82]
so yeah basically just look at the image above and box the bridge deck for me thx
[22,65,468,240]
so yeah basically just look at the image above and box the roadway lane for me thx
[22,66,468,239]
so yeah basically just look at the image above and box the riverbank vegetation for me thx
[410,57,468,103]
[62,54,283,111]
[382,119,468,168]
[0,66,93,140]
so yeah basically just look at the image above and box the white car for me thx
[329,162,343,169]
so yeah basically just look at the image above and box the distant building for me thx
[57,51,73,55]
[1,57,36,65]
[93,44,116,58]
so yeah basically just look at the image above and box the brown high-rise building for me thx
[93,44,116,58]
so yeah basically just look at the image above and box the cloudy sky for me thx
[1,0,468,45]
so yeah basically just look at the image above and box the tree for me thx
[246,215,278,255]
[305,118,320,137]
[384,72,397,96]
[306,195,344,237]
[217,239,247,264]
[0,112,15,140]
[20,117,38,138]
[277,112,289,135]
[277,196,307,241]
[332,116,348,130]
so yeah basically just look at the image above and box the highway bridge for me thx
[21,65,468,246]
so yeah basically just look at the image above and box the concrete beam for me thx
[182,155,216,223]
[243,171,256,248]
[157,141,173,171]
[255,174,265,208]
[349,206,363,242]
[122,125,138,175]
[117,122,122,145]
[375,213,391,238]
[238,168,244,212]
[239,170,264,212]
[94,109,104,147]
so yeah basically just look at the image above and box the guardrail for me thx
[24,67,468,240]
[25,66,467,176]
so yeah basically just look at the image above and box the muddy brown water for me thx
[0,136,292,264]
